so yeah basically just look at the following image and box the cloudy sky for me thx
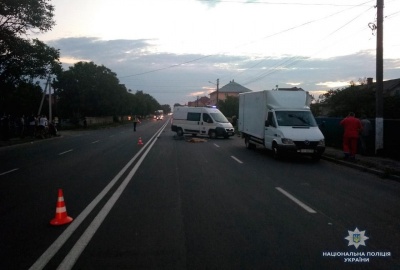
[36,0,400,106]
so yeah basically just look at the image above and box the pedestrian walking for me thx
[340,112,362,160]
[133,115,141,132]
[360,115,372,155]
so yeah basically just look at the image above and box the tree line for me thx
[311,83,400,119]
[0,0,167,121]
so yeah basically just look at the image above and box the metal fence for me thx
[316,117,400,160]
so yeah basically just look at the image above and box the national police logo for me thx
[345,228,369,249]
[353,234,361,243]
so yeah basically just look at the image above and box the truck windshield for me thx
[210,112,230,123]
[275,111,317,127]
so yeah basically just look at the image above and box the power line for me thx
[118,54,213,78]
[196,0,373,7]
[117,0,375,80]
[234,5,375,86]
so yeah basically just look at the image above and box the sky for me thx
[35,0,400,107]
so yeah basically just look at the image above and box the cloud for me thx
[46,37,400,106]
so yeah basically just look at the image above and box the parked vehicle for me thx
[238,89,325,159]
[171,106,235,138]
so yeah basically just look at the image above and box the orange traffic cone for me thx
[138,137,143,145]
[50,189,73,226]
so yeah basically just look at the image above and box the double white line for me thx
[30,121,169,270]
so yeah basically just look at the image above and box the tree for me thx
[0,0,55,36]
[160,104,171,114]
[315,85,399,118]
[317,87,375,117]
[7,81,44,116]
[0,0,61,115]
[0,37,61,84]
[218,96,239,118]
[54,62,161,119]
[55,62,127,118]
[0,0,59,82]
[132,90,160,116]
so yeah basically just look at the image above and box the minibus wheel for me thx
[177,128,183,137]
[209,130,217,139]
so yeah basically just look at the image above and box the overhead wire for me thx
[196,0,371,7]
[118,0,375,81]
[238,4,375,86]
[205,0,375,83]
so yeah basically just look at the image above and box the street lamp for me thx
[208,79,219,107]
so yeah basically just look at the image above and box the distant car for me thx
[156,115,164,120]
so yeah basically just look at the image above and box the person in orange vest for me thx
[340,112,363,160]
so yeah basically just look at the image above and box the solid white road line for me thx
[231,156,243,164]
[29,120,169,270]
[0,168,19,176]
[275,187,317,214]
[56,120,169,270]
[58,149,73,155]
[91,140,100,144]
[214,143,220,148]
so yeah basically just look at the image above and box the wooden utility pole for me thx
[375,0,384,154]
[216,78,219,107]
[38,76,51,116]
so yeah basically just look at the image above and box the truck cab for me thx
[264,109,325,159]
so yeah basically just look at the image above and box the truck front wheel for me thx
[272,143,280,159]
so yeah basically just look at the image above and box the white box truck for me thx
[171,106,235,138]
[238,90,325,159]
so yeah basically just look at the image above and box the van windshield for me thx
[275,111,317,127]
[210,112,230,123]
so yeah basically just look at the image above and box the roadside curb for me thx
[321,154,400,182]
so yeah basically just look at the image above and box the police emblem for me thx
[345,228,369,249]
[353,234,361,243]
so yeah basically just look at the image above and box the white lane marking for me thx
[231,156,243,164]
[91,140,100,144]
[56,120,169,270]
[0,168,19,176]
[275,187,317,214]
[58,149,73,155]
[214,143,220,148]
[29,120,169,270]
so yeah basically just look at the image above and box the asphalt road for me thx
[0,117,399,269]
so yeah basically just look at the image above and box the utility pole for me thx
[208,79,220,106]
[48,79,52,122]
[38,76,51,116]
[375,0,384,155]
[216,78,219,107]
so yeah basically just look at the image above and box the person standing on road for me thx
[340,112,362,160]
[133,115,141,132]
[360,115,372,155]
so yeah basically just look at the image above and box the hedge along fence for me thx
[316,117,400,159]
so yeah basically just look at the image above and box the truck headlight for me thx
[317,139,325,146]
[281,138,295,145]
